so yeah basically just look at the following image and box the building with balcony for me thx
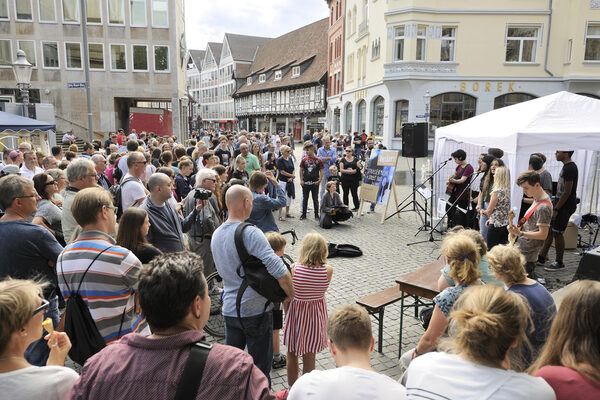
[325,0,345,134]
[0,0,188,139]
[233,18,328,139]
[340,0,600,150]
[199,33,271,132]
[186,49,204,130]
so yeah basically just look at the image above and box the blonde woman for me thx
[487,245,556,367]
[406,286,555,399]
[482,166,511,249]
[530,280,600,399]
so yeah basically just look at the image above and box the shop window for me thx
[493,93,536,109]
[372,96,384,136]
[394,100,409,137]
[429,92,476,131]
[344,102,352,132]
[505,26,539,63]
[356,100,366,133]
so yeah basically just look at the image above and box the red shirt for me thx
[535,365,600,400]
[68,331,275,400]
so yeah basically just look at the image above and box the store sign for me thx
[354,89,367,100]
[458,81,517,93]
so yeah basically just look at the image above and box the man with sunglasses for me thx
[0,174,64,366]
[121,151,149,212]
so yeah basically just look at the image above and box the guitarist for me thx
[507,171,552,280]
[445,149,474,228]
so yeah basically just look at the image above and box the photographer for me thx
[246,171,286,233]
[182,169,221,278]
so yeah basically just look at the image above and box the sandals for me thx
[278,216,286,221]
[286,214,295,218]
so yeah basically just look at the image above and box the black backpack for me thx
[59,246,126,365]
[112,162,123,183]
[327,243,363,258]
[234,223,287,323]
[108,176,137,219]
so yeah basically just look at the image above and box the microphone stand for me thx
[385,158,452,222]
[407,169,483,247]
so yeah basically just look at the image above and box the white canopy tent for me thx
[432,91,600,218]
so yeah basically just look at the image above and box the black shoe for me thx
[537,255,546,265]
[544,262,566,272]
[300,215,306,220]
[272,354,286,369]
[314,214,319,220]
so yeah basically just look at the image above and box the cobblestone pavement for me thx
[206,153,583,392]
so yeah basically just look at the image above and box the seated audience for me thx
[406,286,555,399]
[487,244,556,367]
[116,207,162,264]
[530,280,600,399]
[288,305,406,399]
[0,279,78,399]
[67,252,276,400]
[319,181,352,229]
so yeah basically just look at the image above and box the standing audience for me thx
[62,158,98,241]
[32,173,65,246]
[116,207,162,264]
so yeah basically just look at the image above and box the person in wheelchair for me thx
[319,181,352,229]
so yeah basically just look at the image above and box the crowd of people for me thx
[0,129,598,400]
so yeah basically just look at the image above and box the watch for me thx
[520,231,524,238]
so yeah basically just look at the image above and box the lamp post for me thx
[12,50,33,118]
[181,96,189,140]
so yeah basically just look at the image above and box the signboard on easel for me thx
[358,150,400,223]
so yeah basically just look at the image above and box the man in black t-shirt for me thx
[299,142,324,220]
[539,150,578,271]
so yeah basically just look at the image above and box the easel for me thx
[356,176,401,224]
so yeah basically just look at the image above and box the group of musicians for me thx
[445,148,579,276]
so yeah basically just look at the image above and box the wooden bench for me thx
[356,285,406,354]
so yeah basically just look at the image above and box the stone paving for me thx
[205,152,584,392]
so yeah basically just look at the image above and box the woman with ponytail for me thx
[407,234,483,362]
[530,280,600,399]
[406,286,555,399]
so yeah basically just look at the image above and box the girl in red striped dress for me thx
[284,232,333,387]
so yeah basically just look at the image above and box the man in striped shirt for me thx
[57,187,149,346]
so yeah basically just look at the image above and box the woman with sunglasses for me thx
[32,173,65,246]
[0,279,78,399]
[339,147,362,211]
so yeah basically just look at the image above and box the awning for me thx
[0,111,56,131]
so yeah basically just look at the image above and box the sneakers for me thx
[300,215,307,220]
[272,354,286,369]
[544,262,566,272]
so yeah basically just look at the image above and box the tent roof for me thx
[0,111,55,131]
[434,91,600,153]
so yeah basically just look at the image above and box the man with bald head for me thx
[211,185,294,384]
[141,172,200,253]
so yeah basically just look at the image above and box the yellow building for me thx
[338,0,600,150]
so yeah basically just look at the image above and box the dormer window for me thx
[259,74,266,83]
[247,76,252,85]
[274,70,282,81]
[292,66,300,77]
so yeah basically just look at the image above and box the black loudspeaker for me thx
[401,123,428,158]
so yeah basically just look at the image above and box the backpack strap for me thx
[173,341,212,400]
[234,222,253,264]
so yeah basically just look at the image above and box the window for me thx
[153,45,169,72]
[132,44,148,71]
[15,0,33,20]
[493,93,536,109]
[416,24,427,61]
[357,48,362,79]
[38,0,56,22]
[347,11,351,35]
[0,0,8,19]
[62,0,78,22]
[371,38,380,59]
[108,0,124,24]
[566,39,573,63]
[372,96,384,136]
[86,0,101,23]
[394,100,409,137]
[65,42,82,69]
[441,27,456,62]
[315,86,321,103]
[347,54,354,82]
[505,26,539,63]
[274,70,281,80]
[130,0,146,26]
[585,23,600,61]
[0,40,12,66]
[42,41,59,68]
[247,76,252,85]
[292,66,300,77]
[344,102,352,132]
[88,43,104,69]
[110,43,126,70]
[356,100,366,133]
[259,73,265,83]
[18,40,36,67]
[394,25,404,61]
[430,92,476,129]
[151,0,168,27]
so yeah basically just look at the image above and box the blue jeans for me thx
[479,202,489,241]
[224,311,273,386]
[25,296,60,366]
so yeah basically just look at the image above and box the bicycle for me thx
[203,228,299,338]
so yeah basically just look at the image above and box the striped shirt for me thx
[57,231,148,344]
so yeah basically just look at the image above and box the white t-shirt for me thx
[0,365,79,400]
[120,173,146,211]
[288,366,406,400]
[144,164,156,183]
[405,352,556,400]
[117,155,129,176]
[20,165,44,179]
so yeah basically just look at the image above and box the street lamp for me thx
[12,49,33,118]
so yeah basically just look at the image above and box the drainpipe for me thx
[544,0,554,77]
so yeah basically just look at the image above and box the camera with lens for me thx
[194,187,212,201]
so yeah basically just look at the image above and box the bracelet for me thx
[414,347,422,357]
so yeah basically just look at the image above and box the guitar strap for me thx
[517,200,553,227]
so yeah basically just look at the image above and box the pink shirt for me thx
[68,330,275,400]
[534,365,600,400]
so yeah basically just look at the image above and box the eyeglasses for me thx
[18,192,40,199]
[133,162,146,165]
[45,180,57,186]
[205,178,217,182]
[104,205,117,214]
[86,173,99,178]
[32,298,49,317]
